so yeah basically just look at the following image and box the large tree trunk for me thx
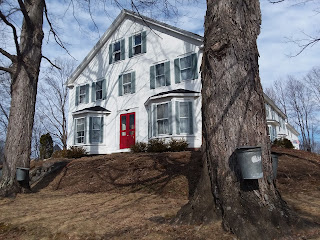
[175,1,297,239]
[0,0,44,197]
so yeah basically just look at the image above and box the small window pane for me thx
[180,118,188,133]
[92,117,101,130]
[181,69,193,81]
[180,102,188,117]
[156,63,164,76]
[121,116,126,131]
[134,34,141,45]
[80,85,86,94]
[96,81,102,90]
[180,55,192,69]
[114,52,120,62]
[96,91,102,100]
[156,76,165,88]
[123,84,131,94]
[123,73,131,84]
[134,45,141,55]
[92,130,100,142]
[157,103,168,119]
[158,119,169,135]
[114,41,120,52]
[129,115,134,130]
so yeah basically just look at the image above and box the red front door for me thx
[120,112,135,149]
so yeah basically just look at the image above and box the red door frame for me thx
[120,112,135,149]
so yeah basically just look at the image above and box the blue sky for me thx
[41,0,320,89]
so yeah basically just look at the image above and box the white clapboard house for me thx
[66,10,299,154]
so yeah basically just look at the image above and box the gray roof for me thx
[74,106,111,113]
[152,89,200,97]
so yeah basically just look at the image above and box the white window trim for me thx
[179,55,193,81]
[79,85,86,104]
[155,63,166,88]
[156,102,170,136]
[91,116,103,144]
[75,117,86,145]
[113,40,121,62]
[95,80,103,101]
[133,32,142,55]
[179,101,191,134]
[122,73,132,95]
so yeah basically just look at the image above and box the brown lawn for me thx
[0,148,319,240]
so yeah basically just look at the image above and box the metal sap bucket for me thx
[271,153,279,179]
[16,167,29,181]
[236,146,263,179]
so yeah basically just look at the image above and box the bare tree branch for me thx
[0,48,16,62]
[43,1,75,59]
[17,0,32,28]
[0,66,13,73]
[42,56,61,70]
[0,10,21,57]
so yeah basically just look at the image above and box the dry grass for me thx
[0,148,320,239]
[0,191,232,240]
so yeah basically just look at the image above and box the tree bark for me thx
[175,1,297,239]
[0,0,44,197]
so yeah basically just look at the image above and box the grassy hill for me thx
[0,148,319,239]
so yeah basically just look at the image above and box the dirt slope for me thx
[0,148,319,240]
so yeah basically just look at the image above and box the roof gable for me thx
[66,9,204,86]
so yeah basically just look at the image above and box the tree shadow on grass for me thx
[31,161,69,192]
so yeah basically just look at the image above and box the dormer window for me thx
[129,31,146,58]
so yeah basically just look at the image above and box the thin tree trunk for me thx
[0,0,44,197]
[175,1,298,239]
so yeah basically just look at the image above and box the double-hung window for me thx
[179,102,190,134]
[79,85,86,104]
[129,31,146,58]
[113,41,121,62]
[123,73,132,95]
[76,118,85,144]
[91,79,106,102]
[156,63,165,87]
[96,81,103,100]
[89,116,103,143]
[109,39,125,64]
[75,84,89,106]
[118,72,135,96]
[175,101,193,135]
[180,55,193,81]
[157,103,169,135]
[133,33,142,55]
[174,53,198,83]
[150,61,170,89]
